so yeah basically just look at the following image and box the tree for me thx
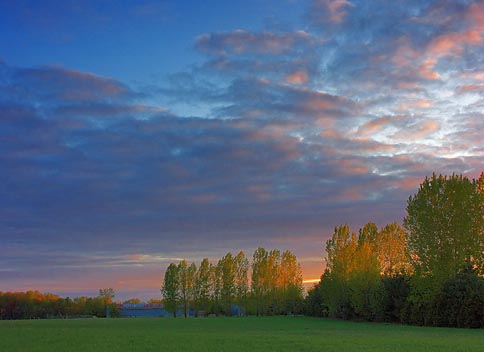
[404,173,484,284]
[279,250,304,314]
[162,263,179,317]
[98,288,115,317]
[178,260,197,318]
[98,288,115,304]
[123,298,142,304]
[218,253,237,315]
[377,222,410,276]
[210,260,223,315]
[234,251,249,315]
[194,258,212,315]
[251,247,269,316]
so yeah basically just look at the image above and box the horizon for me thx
[1,0,483,301]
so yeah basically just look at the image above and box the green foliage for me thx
[0,291,115,319]
[234,251,249,315]
[162,263,179,317]
[306,171,484,328]
[381,275,410,323]
[435,266,484,328]
[194,258,212,315]
[162,248,303,317]
[178,260,197,318]
[404,173,484,282]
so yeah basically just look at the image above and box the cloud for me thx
[195,30,314,55]
[309,0,354,25]
[2,0,484,295]
[286,69,309,84]
[6,65,135,103]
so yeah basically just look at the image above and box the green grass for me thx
[1,316,483,351]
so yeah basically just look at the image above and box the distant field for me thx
[1,316,483,352]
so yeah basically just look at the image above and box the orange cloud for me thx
[398,98,433,111]
[286,70,309,84]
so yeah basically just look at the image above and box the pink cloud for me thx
[196,30,313,55]
[469,2,484,32]
[392,120,440,141]
[286,69,309,84]
[313,0,354,24]
[357,116,394,137]
[398,98,433,111]
[391,36,420,67]
[390,4,484,82]
[461,71,484,81]
[426,29,482,58]
[334,158,370,175]
[456,84,484,94]
[418,58,440,80]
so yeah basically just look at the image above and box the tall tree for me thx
[234,251,249,315]
[404,173,484,283]
[162,263,179,317]
[98,288,115,317]
[267,249,281,314]
[251,247,269,316]
[194,258,212,315]
[377,222,410,276]
[178,260,197,318]
[280,250,304,314]
[218,253,236,315]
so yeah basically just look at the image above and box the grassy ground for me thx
[1,316,483,352]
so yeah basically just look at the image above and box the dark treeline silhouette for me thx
[0,289,118,320]
[305,172,484,328]
[162,248,305,317]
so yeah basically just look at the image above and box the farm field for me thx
[1,316,483,352]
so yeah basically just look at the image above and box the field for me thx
[1,316,483,352]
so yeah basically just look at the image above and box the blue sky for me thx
[1,0,483,301]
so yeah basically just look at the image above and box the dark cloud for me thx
[1,64,137,108]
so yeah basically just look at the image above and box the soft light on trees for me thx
[404,173,484,282]
[178,260,197,318]
[194,258,212,315]
[162,263,179,317]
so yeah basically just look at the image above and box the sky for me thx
[1,0,484,301]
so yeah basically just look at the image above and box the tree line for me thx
[305,172,484,328]
[161,248,304,317]
[0,289,117,320]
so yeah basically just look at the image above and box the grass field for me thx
[1,316,483,352]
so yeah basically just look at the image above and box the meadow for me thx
[1,316,483,352]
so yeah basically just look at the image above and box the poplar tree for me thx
[234,251,249,315]
[162,263,179,317]
[404,173,484,284]
[251,247,269,315]
[194,258,212,315]
[178,260,197,318]
[219,253,236,315]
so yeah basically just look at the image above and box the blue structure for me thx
[118,303,194,318]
